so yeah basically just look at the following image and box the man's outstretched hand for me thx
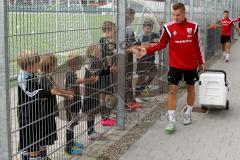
[130,46,147,59]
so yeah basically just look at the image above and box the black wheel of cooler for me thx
[226,100,229,110]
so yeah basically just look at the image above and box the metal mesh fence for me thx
[1,0,240,160]
[9,0,118,159]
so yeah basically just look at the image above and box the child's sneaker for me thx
[127,101,142,110]
[73,142,84,149]
[88,132,102,140]
[135,97,145,104]
[141,97,150,101]
[101,118,116,126]
[141,86,150,96]
[65,147,83,155]
[135,85,145,94]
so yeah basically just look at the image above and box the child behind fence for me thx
[64,55,98,155]
[99,21,119,126]
[83,44,117,140]
[136,18,159,96]
[125,8,139,104]
[17,51,59,160]
[38,54,74,158]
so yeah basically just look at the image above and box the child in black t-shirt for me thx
[99,21,119,126]
[39,54,74,157]
[136,18,159,96]
[64,55,98,153]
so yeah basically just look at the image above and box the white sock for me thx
[167,110,176,123]
[185,105,193,115]
[226,53,230,60]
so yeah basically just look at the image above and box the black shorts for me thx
[221,35,231,44]
[65,96,81,114]
[168,67,199,85]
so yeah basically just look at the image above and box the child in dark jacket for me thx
[38,54,73,158]
[17,51,63,160]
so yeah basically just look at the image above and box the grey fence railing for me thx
[1,0,240,160]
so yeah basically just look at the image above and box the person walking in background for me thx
[214,10,240,62]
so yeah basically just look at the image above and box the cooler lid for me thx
[200,72,225,79]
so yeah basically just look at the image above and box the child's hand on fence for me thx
[66,88,74,100]
[110,64,119,73]
[79,76,99,84]
[89,76,99,83]
[126,46,139,54]
[88,76,98,83]
[112,49,117,54]
[76,78,85,84]
[51,86,74,99]
[51,86,63,95]
[106,56,113,66]
[62,90,74,99]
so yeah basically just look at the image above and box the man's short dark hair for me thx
[224,10,229,14]
[172,3,186,11]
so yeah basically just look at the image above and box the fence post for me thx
[160,0,172,94]
[116,0,126,130]
[0,1,11,160]
[190,0,194,20]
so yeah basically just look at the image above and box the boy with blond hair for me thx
[38,54,74,158]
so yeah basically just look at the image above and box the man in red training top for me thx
[132,3,205,134]
[216,10,240,62]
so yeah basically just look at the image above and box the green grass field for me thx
[8,12,114,78]
[9,12,115,55]
[8,11,153,80]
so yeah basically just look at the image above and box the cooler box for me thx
[199,70,229,109]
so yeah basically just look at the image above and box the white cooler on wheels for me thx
[199,70,229,110]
